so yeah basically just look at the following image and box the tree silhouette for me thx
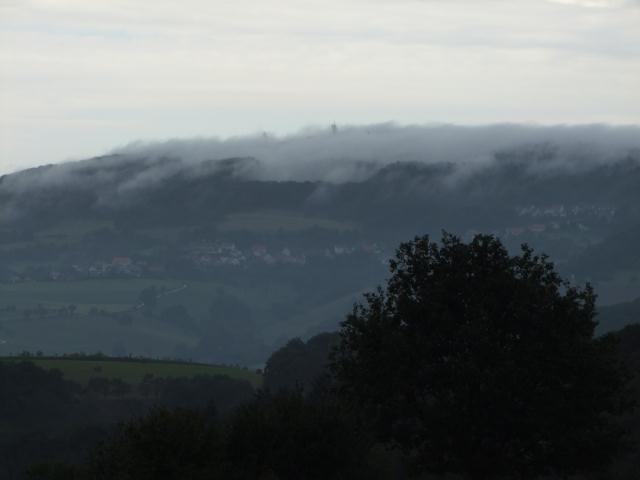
[224,390,378,480]
[263,332,339,392]
[332,233,630,480]
[88,408,221,480]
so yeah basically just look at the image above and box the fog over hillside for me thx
[2,124,639,212]
[2,123,640,250]
[1,123,640,364]
[113,123,640,183]
[5,0,640,475]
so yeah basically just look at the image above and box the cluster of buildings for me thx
[464,221,593,241]
[184,241,385,270]
[2,240,390,283]
[503,223,552,238]
[516,204,616,221]
[83,256,143,277]
[460,204,615,241]
[5,257,166,283]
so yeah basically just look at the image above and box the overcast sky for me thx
[1,0,639,173]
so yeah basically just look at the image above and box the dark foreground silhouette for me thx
[10,234,640,479]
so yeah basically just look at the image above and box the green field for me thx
[0,357,262,387]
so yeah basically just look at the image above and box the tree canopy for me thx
[332,233,630,480]
[263,332,340,392]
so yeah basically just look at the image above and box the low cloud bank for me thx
[112,123,640,183]
[1,123,639,222]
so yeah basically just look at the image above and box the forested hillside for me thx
[1,126,639,363]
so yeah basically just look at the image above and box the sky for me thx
[1,0,639,173]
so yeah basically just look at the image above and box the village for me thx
[1,240,390,283]
[0,203,613,284]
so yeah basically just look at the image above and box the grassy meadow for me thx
[0,356,262,387]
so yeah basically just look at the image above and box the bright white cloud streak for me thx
[1,0,639,172]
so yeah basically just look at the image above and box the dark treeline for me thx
[0,362,253,479]
[10,233,640,480]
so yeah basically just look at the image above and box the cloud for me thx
[0,123,639,223]
[1,1,639,172]
[546,0,636,7]
[109,123,640,184]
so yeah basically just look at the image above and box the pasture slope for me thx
[0,356,262,388]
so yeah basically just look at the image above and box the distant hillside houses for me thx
[112,256,133,267]
[461,219,601,241]
[505,224,549,237]
[184,241,385,270]
[72,257,143,279]
[0,241,390,283]
[185,241,308,268]
[516,204,616,220]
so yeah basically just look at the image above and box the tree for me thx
[88,408,221,480]
[264,332,340,392]
[51,392,380,480]
[609,324,640,478]
[25,463,85,480]
[0,361,78,426]
[332,233,630,480]
[224,390,379,480]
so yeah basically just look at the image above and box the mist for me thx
[112,123,640,183]
[1,123,639,222]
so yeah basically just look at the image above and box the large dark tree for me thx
[224,390,379,480]
[332,233,630,480]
